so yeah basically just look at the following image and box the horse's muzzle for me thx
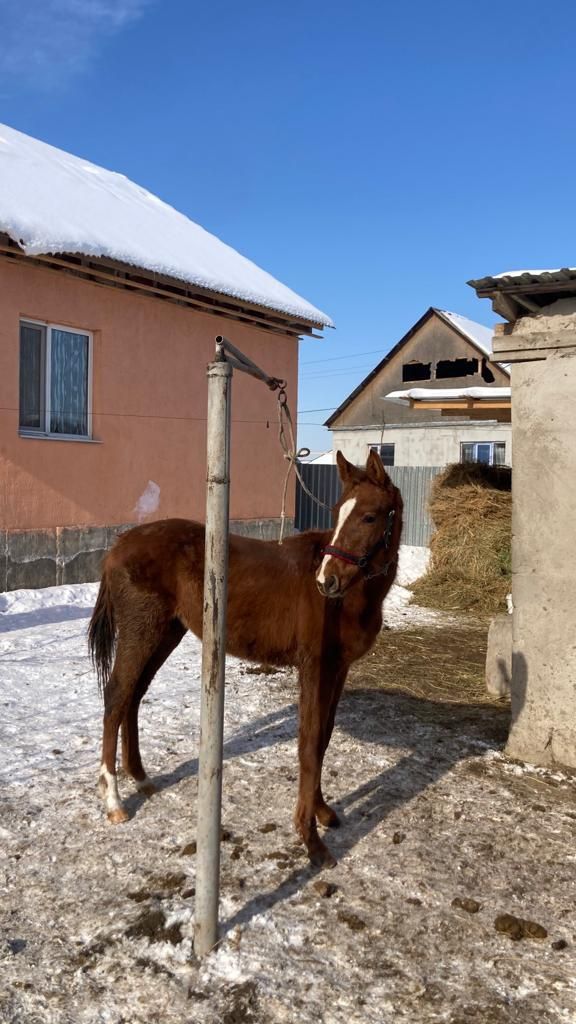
[316,574,341,598]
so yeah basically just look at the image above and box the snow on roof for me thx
[0,123,333,328]
[385,386,511,405]
[306,450,336,464]
[492,267,575,279]
[434,308,495,357]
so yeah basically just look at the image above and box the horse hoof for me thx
[107,807,130,825]
[309,844,337,869]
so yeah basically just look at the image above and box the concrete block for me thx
[0,517,293,593]
[106,523,135,546]
[57,526,110,585]
[230,517,293,540]
[7,530,58,591]
[0,531,6,592]
[485,613,512,698]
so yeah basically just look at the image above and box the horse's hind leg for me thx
[121,618,186,794]
[98,607,169,824]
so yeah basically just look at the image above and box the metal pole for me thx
[194,348,232,956]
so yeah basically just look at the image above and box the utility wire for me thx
[300,347,385,366]
[300,365,375,380]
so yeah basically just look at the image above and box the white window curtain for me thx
[461,441,506,466]
[49,329,89,436]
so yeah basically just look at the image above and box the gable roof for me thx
[324,306,506,428]
[434,309,495,357]
[0,123,332,329]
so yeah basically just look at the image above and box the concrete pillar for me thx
[493,302,576,767]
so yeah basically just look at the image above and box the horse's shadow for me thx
[122,702,298,818]
[222,687,509,933]
[125,683,510,935]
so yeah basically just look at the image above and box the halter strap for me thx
[321,509,396,575]
[321,545,367,568]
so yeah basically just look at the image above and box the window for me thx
[435,356,478,379]
[369,443,395,466]
[19,321,92,438]
[402,361,431,382]
[461,441,506,466]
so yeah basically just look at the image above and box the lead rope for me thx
[214,337,332,545]
[276,387,333,544]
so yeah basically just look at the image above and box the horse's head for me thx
[316,450,401,599]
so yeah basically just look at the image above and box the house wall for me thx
[332,420,512,467]
[0,258,298,588]
[493,301,576,770]
[331,314,509,430]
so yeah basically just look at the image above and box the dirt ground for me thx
[2,605,576,1024]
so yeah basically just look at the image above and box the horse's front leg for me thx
[295,658,348,867]
[313,670,348,828]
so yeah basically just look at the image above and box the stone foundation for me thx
[0,517,294,592]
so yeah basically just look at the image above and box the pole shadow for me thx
[216,685,510,935]
[123,703,299,817]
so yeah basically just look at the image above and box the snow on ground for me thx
[1,558,576,1023]
[383,544,454,629]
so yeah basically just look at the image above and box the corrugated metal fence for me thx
[295,464,443,546]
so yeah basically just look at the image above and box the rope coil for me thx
[215,336,333,544]
[276,387,333,543]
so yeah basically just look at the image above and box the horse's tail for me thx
[88,570,116,697]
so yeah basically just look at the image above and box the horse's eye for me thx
[363,513,376,524]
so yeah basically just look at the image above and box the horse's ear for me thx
[336,450,361,486]
[366,449,392,488]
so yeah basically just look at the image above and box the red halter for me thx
[321,509,396,575]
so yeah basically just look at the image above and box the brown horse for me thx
[89,449,402,867]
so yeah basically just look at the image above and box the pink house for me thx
[0,124,332,590]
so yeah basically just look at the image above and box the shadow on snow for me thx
[124,684,509,935]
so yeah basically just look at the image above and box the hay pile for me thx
[410,461,511,613]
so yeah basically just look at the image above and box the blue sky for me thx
[2,0,575,452]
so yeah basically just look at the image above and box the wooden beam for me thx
[492,293,521,322]
[510,293,542,314]
[409,399,511,411]
[0,237,323,338]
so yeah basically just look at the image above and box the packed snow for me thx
[385,387,511,404]
[1,548,575,1023]
[0,122,332,327]
[492,268,574,280]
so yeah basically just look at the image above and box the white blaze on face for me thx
[317,497,357,584]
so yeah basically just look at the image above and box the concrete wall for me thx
[0,258,298,534]
[332,420,512,467]
[331,312,509,430]
[0,517,293,592]
[493,302,576,769]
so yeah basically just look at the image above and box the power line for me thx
[300,364,376,380]
[300,347,384,366]
[297,407,335,413]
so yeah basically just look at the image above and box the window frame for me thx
[368,442,395,467]
[19,319,93,441]
[460,441,506,466]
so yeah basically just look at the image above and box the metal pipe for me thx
[216,334,285,390]
[194,354,232,956]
